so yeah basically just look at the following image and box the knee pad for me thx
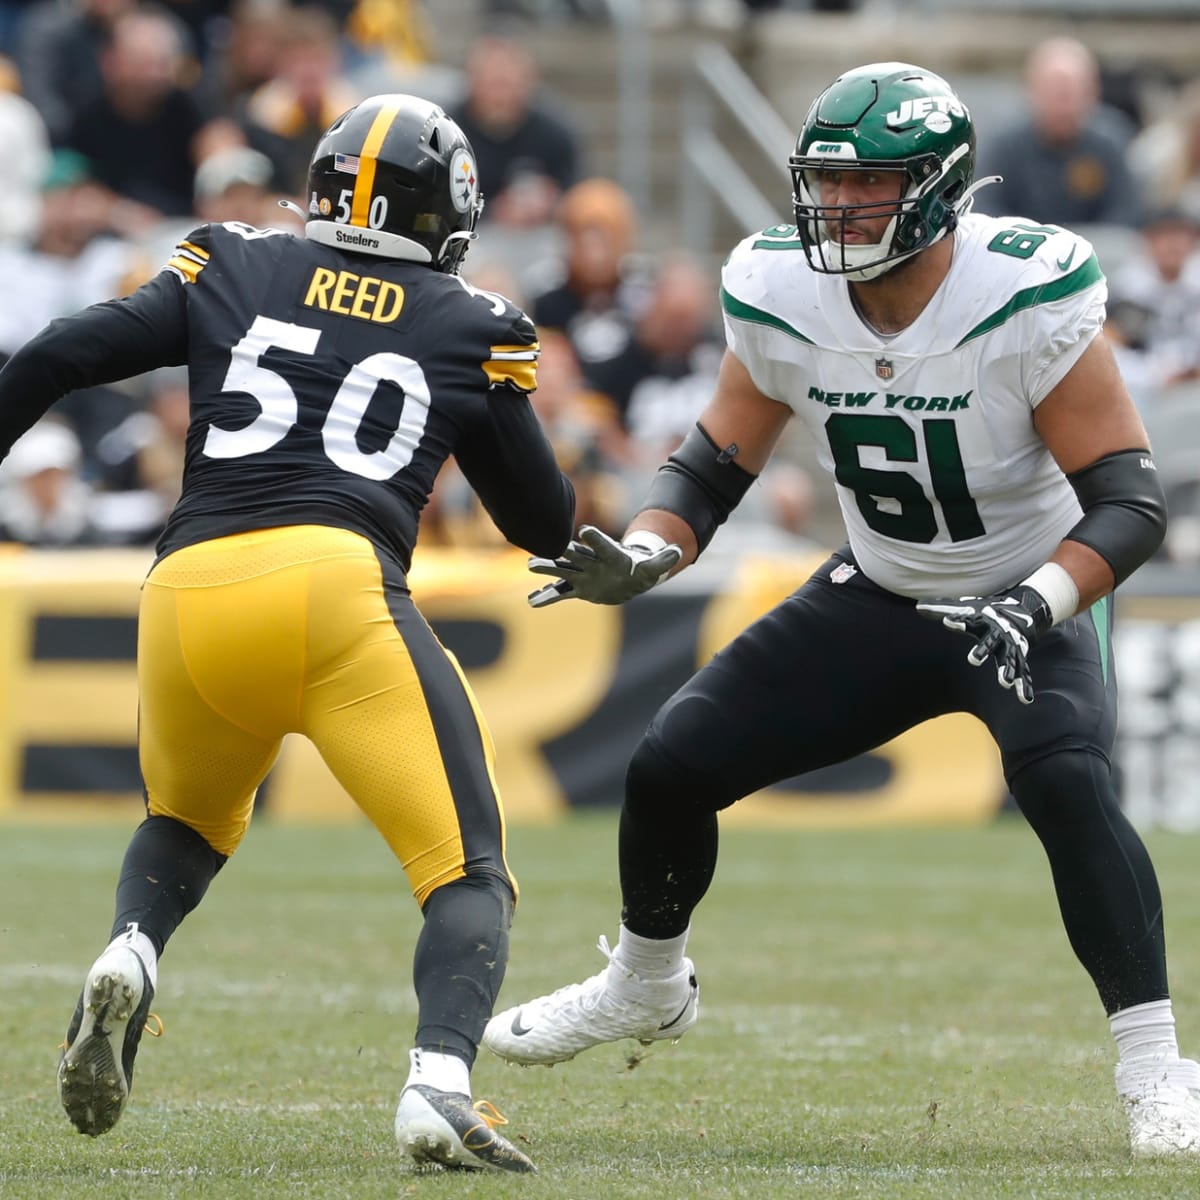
[1010,748,1119,838]
[626,733,730,818]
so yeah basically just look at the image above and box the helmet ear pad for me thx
[304,94,483,272]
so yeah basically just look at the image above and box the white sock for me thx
[1110,999,1180,1072]
[405,1048,470,1097]
[106,923,159,991]
[612,925,689,980]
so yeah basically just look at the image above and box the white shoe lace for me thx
[527,937,635,1022]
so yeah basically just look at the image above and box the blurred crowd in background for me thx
[0,0,1196,570]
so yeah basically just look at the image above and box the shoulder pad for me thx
[967,214,1102,290]
[448,277,540,393]
[953,215,1106,349]
[720,226,820,346]
[162,224,214,285]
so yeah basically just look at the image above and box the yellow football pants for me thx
[137,525,515,906]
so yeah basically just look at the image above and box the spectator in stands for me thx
[588,253,723,465]
[196,0,286,118]
[529,330,626,536]
[17,0,135,144]
[527,177,652,386]
[0,0,38,59]
[93,366,191,543]
[62,9,222,225]
[0,150,143,471]
[722,460,822,559]
[1105,206,1200,398]
[345,0,432,70]
[239,5,360,197]
[194,143,281,227]
[0,67,50,243]
[976,37,1142,228]
[1128,78,1200,226]
[0,418,105,546]
[155,0,228,67]
[422,331,625,548]
[447,27,581,231]
[0,149,135,360]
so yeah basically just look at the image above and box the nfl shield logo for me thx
[830,562,858,584]
[875,357,893,380]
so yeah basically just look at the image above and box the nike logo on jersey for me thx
[1055,245,1077,272]
[510,1010,534,1036]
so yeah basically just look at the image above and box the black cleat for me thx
[395,1083,536,1172]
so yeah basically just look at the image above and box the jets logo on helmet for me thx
[788,62,996,282]
[450,149,478,214]
[884,96,966,129]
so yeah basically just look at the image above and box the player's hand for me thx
[527,526,681,608]
[915,585,1053,705]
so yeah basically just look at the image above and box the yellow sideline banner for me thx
[0,546,1003,827]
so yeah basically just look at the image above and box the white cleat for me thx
[57,944,155,1137]
[482,936,699,1066]
[1117,1055,1200,1156]
[395,1084,535,1172]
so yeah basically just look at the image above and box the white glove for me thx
[527,525,681,608]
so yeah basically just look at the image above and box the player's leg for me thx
[301,543,533,1173]
[976,595,1200,1155]
[59,538,295,1137]
[484,551,960,1065]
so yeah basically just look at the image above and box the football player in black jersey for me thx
[0,94,574,1173]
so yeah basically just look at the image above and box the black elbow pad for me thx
[642,423,757,553]
[1065,449,1167,585]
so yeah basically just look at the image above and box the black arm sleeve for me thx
[454,391,576,558]
[641,422,757,554]
[1065,448,1167,586]
[0,272,189,459]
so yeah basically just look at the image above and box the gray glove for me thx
[528,525,682,608]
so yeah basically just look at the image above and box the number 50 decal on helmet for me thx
[306,93,484,274]
[790,62,998,281]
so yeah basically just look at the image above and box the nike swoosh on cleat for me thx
[657,992,694,1032]
[510,1010,534,1036]
[1055,245,1076,272]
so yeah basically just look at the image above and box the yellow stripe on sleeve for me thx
[166,255,203,284]
[483,340,539,390]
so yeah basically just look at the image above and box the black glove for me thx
[915,585,1053,705]
[527,525,682,608]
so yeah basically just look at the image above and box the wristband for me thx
[1020,562,1080,626]
[623,530,671,556]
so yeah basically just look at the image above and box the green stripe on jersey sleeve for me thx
[955,253,1104,347]
[720,287,815,344]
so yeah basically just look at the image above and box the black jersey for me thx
[0,221,574,569]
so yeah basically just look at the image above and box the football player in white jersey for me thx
[481,63,1199,1156]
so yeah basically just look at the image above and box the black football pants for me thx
[619,549,1167,1014]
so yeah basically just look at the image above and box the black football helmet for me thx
[305,93,483,273]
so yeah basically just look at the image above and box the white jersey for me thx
[720,212,1106,598]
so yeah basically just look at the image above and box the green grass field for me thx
[3,814,1200,1199]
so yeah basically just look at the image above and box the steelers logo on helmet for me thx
[450,149,478,214]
